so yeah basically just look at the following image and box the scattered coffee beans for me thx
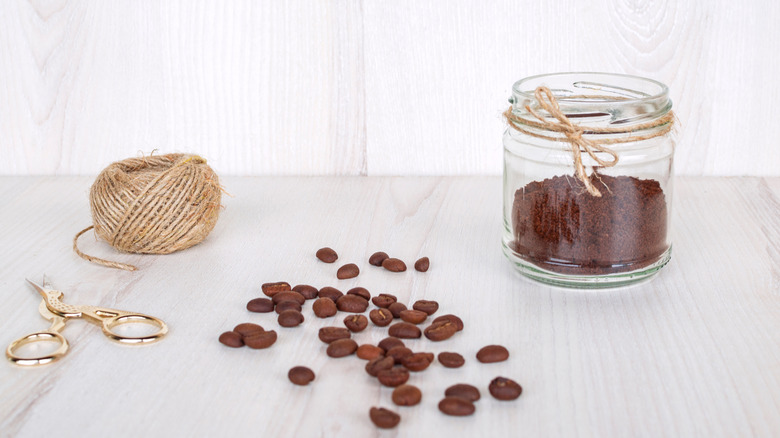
[377,337,405,352]
[377,366,410,387]
[233,323,264,338]
[336,294,369,313]
[292,284,319,299]
[288,366,316,386]
[371,293,397,308]
[432,314,464,331]
[278,309,305,327]
[412,300,439,315]
[388,322,422,339]
[386,346,414,364]
[488,377,522,401]
[366,356,395,377]
[316,247,338,263]
[414,257,430,272]
[326,338,358,358]
[218,331,243,348]
[275,300,302,314]
[388,302,407,318]
[368,251,389,266]
[382,258,407,272]
[337,263,360,279]
[369,407,400,429]
[261,282,291,297]
[346,287,371,301]
[312,297,338,318]
[244,330,277,349]
[317,287,343,301]
[356,344,384,360]
[401,352,433,372]
[392,384,422,406]
[424,320,458,342]
[344,314,368,332]
[272,291,306,305]
[399,309,428,324]
[246,297,275,313]
[438,352,465,368]
[318,327,351,344]
[369,308,394,327]
[476,345,509,363]
[445,384,480,402]
[438,396,475,416]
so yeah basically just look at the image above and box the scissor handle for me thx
[100,313,168,344]
[6,331,69,366]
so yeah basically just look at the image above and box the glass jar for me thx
[502,72,676,288]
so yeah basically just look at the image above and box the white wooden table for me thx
[1,176,778,437]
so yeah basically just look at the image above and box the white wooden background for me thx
[1,0,779,176]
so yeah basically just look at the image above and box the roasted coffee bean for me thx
[432,314,464,331]
[445,384,480,402]
[489,377,522,400]
[312,297,338,318]
[438,352,465,368]
[246,297,275,313]
[233,322,264,338]
[369,407,400,429]
[275,300,302,314]
[388,302,407,318]
[318,327,351,344]
[438,396,475,416]
[414,257,430,272]
[365,356,395,377]
[369,308,394,327]
[382,258,407,272]
[344,314,368,332]
[336,263,360,279]
[218,331,243,348]
[392,384,422,406]
[326,338,358,358]
[377,337,405,352]
[336,294,369,313]
[292,284,319,300]
[316,247,338,263]
[401,352,433,371]
[278,309,305,327]
[317,286,343,301]
[476,345,509,363]
[356,344,385,360]
[272,291,306,305]
[261,281,291,297]
[371,293,397,308]
[288,366,316,385]
[377,366,410,387]
[399,309,428,324]
[368,251,389,266]
[388,322,422,339]
[385,346,413,364]
[424,320,458,342]
[412,299,439,315]
[244,330,277,349]
[346,287,371,301]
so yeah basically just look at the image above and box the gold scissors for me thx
[6,277,168,366]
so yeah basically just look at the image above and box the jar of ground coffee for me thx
[502,72,676,288]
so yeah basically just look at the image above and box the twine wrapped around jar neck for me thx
[504,86,675,197]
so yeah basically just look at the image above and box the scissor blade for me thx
[26,278,48,299]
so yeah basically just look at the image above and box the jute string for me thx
[74,153,222,271]
[503,86,675,196]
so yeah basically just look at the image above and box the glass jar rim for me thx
[512,72,669,105]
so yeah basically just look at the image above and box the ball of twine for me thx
[73,153,222,271]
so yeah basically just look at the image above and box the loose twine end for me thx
[73,226,138,271]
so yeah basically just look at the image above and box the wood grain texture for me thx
[0,176,778,437]
[0,0,778,176]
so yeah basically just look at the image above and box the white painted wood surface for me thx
[1,1,779,176]
[0,176,778,437]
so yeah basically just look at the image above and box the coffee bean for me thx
[445,384,480,402]
[356,344,384,360]
[377,337,405,352]
[317,286,343,301]
[412,299,439,315]
[392,384,422,406]
[387,302,407,318]
[272,291,306,305]
[312,297,337,318]
[369,407,400,429]
[369,308,394,327]
[318,327,351,344]
[344,314,368,332]
[246,297,275,313]
[424,320,458,342]
[368,251,389,267]
[336,263,360,279]
[316,247,338,263]
[438,352,465,368]
[489,377,522,400]
[476,345,509,363]
[414,257,430,272]
[401,352,433,371]
[261,281,291,297]
[288,366,315,386]
[346,287,371,301]
[275,300,302,314]
[371,293,397,308]
[432,314,464,331]
[218,331,243,348]
[385,346,413,364]
[388,322,422,339]
[377,366,410,387]
[278,309,305,327]
[399,309,428,324]
[292,284,319,300]
[382,258,407,272]
[365,356,395,377]
[438,396,475,416]
[336,294,369,313]
[233,322,264,338]
[326,338,358,358]
[244,330,277,349]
